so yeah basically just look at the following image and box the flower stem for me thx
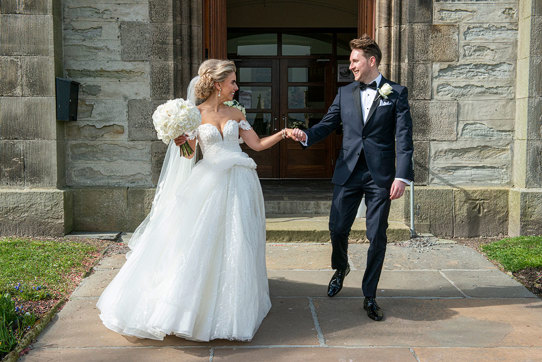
[179,142,194,157]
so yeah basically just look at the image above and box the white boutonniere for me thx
[224,99,246,116]
[378,83,393,99]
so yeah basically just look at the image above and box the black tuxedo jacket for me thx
[304,77,414,188]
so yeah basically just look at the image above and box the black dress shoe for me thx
[327,265,350,297]
[363,297,384,321]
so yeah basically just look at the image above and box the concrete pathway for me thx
[22,237,542,361]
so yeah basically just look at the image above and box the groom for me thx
[291,35,413,321]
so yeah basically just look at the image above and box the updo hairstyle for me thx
[195,59,237,100]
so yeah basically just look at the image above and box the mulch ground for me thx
[453,237,542,298]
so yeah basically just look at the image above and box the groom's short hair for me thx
[350,35,382,67]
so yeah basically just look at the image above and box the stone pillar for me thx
[0,0,72,236]
[509,0,542,236]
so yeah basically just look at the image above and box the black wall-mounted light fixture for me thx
[55,77,80,121]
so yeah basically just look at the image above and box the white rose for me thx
[378,83,393,99]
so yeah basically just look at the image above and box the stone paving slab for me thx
[21,347,210,362]
[24,241,542,361]
[268,270,463,298]
[212,347,417,361]
[314,298,542,347]
[34,297,319,349]
[413,347,542,362]
[440,270,536,298]
[71,268,119,298]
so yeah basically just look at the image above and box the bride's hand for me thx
[174,134,188,146]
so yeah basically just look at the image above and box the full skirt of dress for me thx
[96,152,271,342]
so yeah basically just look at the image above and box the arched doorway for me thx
[203,0,375,178]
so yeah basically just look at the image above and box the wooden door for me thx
[279,58,334,178]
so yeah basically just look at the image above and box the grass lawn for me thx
[0,237,108,359]
[481,235,542,296]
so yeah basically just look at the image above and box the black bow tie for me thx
[360,81,377,91]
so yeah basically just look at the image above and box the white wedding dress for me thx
[96,119,271,342]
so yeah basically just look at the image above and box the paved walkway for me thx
[22,236,542,361]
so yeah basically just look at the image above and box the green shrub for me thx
[0,293,36,357]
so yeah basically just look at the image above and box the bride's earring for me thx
[218,87,222,99]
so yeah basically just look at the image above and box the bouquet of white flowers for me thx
[152,98,201,157]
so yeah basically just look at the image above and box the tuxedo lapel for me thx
[352,82,363,127]
[365,94,381,126]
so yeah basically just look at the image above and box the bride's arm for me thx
[240,125,292,152]
[174,135,197,159]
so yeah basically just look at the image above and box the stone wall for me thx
[0,0,72,236]
[63,0,168,187]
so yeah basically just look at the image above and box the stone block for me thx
[74,99,128,122]
[434,3,518,24]
[63,2,148,22]
[63,41,121,62]
[435,82,514,100]
[410,63,432,100]
[126,187,155,230]
[453,188,509,237]
[23,140,58,186]
[72,188,128,231]
[410,24,432,62]
[63,21,119,43]
[413,141,429,185]
[536,1,542,16]
[0,56,21,95]
[127,99,160,141]
[68,141,149,162]
[78,80,150,99]
[526,96,542,139]
[430,25,459,62]
[404,0,433,24]
[151,23,173,61]
[526,139,542,188]
[64,61,149,82]
[65,123,126,140]
[434,62,514,81]
[0,97,56,140]
[430,140,511,185]
[0,189,72,236]
[458,100,515,124]
[411,186,454,237]
[150,61,173,98]
[0,14,52,56]
[149,0,172,23]
[0,0,51,14]
[460,23,518,42]
[67,161,151,187]
[460,42,517,62]
[0,140,24,186]
[410,100,458,141]
[120,21,151,61]
[508,188,542,236]
[151,141,167,185]
[531,55,542,97]
[22,56,55,96]
[458,122,513,140]
[516,57,530,99]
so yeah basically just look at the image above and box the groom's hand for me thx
[389,179,406,200]
[290,128,307,142]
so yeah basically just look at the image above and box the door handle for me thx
[273,116,278,132]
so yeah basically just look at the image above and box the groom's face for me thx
[349,49,374,83]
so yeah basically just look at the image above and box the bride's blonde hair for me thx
[195,59,236,100]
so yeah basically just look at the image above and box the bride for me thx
[97,59,292,342]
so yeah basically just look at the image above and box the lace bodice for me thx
[196,120,252,157]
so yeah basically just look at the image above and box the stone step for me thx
[265,216,411,243]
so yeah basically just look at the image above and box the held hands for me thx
[288,128,307,143]
[390,179,406,200]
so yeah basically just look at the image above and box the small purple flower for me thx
[15,306,20,312]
